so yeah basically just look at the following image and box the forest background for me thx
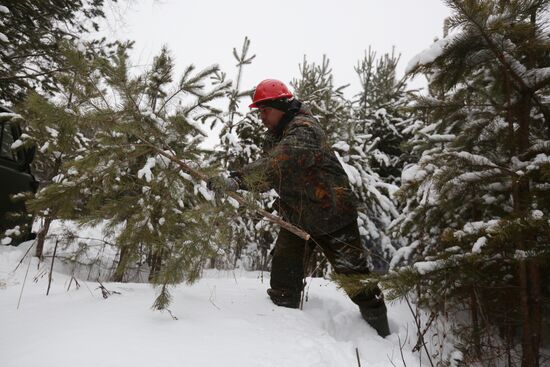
[1,1,549,366]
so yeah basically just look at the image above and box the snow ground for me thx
[1,241,432,367]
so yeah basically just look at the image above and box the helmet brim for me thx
[249,93,293,109]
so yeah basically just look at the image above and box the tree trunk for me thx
[470,289,482,359]
[35,214,53,260]
[527,261,542,366]
[519,259,537,367]
[112,245,131,282]
[148,247,164,282]
[514,93,540,367]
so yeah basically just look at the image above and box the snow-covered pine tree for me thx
[14,41,107,259]
[341,48,412,271]
[290,55,351,142]
[353,47,411,186]
[386,1,550,365]
[25,41,232,310]
[0,0,110,104]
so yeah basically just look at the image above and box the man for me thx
[209,79,390,337]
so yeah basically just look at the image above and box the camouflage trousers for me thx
[270,221,386,312]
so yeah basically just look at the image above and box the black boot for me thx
[359,303,390,337]
[267,288,301,309]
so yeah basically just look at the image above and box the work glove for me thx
[207,175,239,194]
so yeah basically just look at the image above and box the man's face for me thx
[258,105,285,131]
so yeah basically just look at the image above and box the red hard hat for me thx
[249,79,293,108]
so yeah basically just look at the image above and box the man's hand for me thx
[207,176,239,194]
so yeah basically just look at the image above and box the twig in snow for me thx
[165,308,178,320]
[388,356,399,367]
[404,295,435,367]
[209,286,221,310]
[17,251,33,310]
[412,311,437,353]
[32,269,47,283]
[12,239,36,273]
[356,347,362,367]
[96,281,121,299]
[82,280,95,297]
[398,331,409,367]
[67,276,80,291]
[46,239,59,295]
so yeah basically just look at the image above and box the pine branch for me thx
[133,133,311,241]
[450,0,550,121]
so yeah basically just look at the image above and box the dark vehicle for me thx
[0,105,38,245]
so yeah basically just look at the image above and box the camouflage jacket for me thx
[237,103,358,236]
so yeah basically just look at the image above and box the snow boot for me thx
[267,288,300,308]
[359,303,391,337]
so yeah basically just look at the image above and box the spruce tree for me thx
[386,1,550,365]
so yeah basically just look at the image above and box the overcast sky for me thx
[104,0,452,96]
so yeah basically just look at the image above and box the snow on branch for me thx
[389,240,420,269]
[502,51,527,79]
[413,259,445,275]
[526,153,550,172]
[445,168,503,189]
[405,32,461,74]
[454,219,501,239]
[367,184,399,218]
[426,134,456,143]
[525,140,550,156]
[525,67,550,89]
[0,111,23,122]
[446,151,498,167]
[138,157,156,182]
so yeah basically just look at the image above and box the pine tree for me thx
[386,1,550,365]
[352,47,411,186]
[15,41,106,259]
[341,49,412,271]
[24,41,232,310]
[291,55,352,142]
[0,0,110,104]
